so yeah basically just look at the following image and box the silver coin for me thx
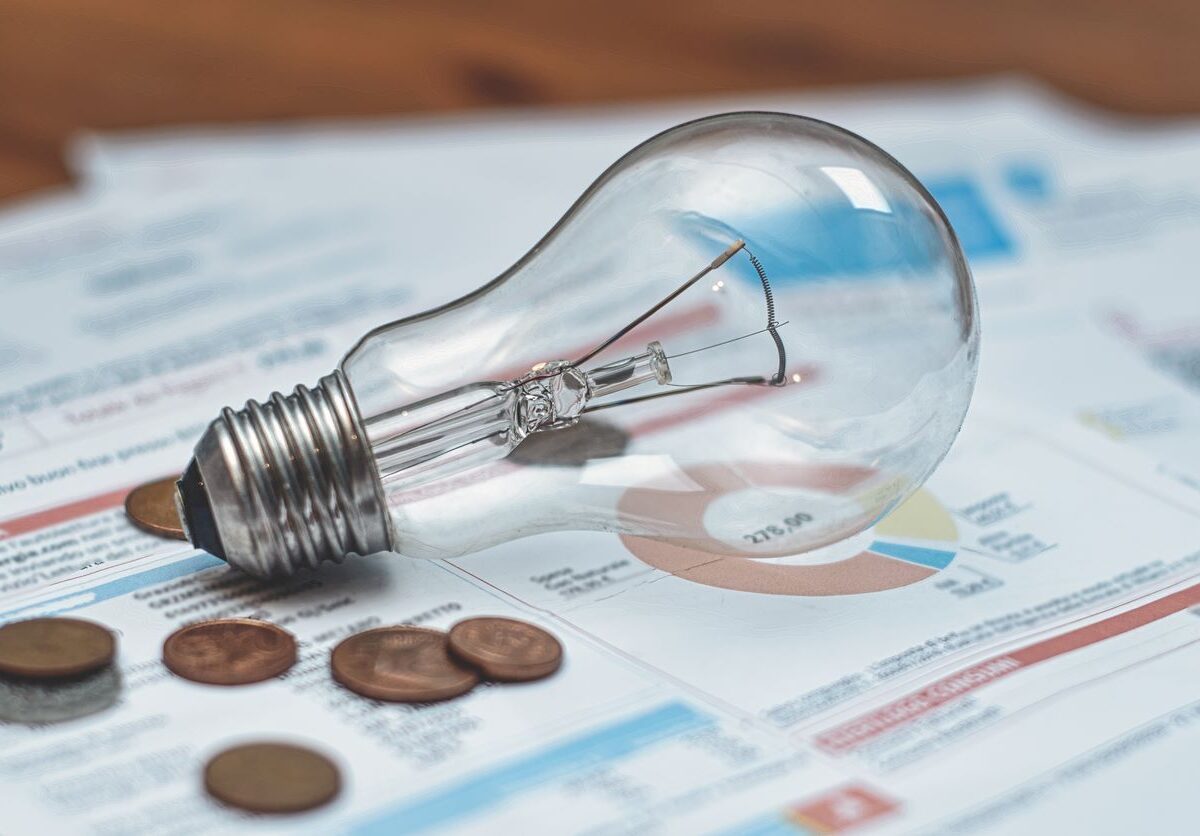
[0,665,122,724]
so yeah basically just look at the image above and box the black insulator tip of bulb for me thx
[177,458,227,562]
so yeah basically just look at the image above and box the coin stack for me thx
[0,617,122,724]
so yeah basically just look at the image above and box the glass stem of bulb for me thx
[364,342,671,493]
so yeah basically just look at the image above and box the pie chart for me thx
[619,462,958,596]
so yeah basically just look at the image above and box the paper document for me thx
[3,77,1200,834]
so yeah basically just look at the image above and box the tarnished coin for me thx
[163,619,297,686]
[204,742,340,813]
[0,617,116,679]
[125,476,186,540]
[331,626,479,703]
[448,617,563,682]
[0,665,122,724]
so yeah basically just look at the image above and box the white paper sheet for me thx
[4,77,1200,834]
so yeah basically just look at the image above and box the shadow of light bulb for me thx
[507,418,631,468]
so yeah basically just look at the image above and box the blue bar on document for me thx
[350,701,714,836]
[868,540,957,570]
[0,552,222,622]
[715,813,808,836]
[924,175,1016,261]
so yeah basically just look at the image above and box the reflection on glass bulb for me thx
[178,111,979,579]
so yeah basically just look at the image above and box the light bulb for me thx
[177,112,978,578]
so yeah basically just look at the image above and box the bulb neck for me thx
[178,370,393,577]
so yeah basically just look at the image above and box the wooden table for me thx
[2,0,1198,200]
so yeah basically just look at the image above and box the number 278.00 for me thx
[743,512,813,544]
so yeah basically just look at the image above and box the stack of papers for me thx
[3,76,1200,834]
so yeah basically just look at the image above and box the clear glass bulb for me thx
[178,112,978,577]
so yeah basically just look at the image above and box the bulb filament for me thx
[365,240,790,489]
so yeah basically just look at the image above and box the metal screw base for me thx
[178,370,393,577]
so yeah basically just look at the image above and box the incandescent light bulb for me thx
[177,112,979,578]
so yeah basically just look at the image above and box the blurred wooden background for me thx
[1,0,1198,200]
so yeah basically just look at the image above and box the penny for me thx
[448,617,563,682]
[0,617,116,679]
[331,626,479,703]
[125,476,186,540]
[163,619,297,686]
[204,742,340,814]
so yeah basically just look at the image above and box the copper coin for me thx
[163,619,297,686]
[204,742,340,814]
[331,626,479,703]
[0,617,116,679]
[125,476,186,539]
[448,617,563,682]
